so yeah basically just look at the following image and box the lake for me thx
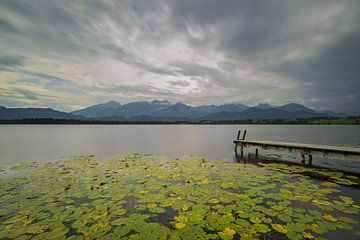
[1,124,360,240]
[0,124,359,171]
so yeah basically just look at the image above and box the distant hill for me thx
[200,107,326,121]
[71,100,122,118]
[72,101,249,119]
[275,103,317,113]
[0,101,347,122]
[254,103,273,109]
[72,100,173,118]
[0,106,79,120]
[321,110,348,118]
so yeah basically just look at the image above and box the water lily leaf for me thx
[249,216,262,224]
[253,223,270,233]
[277,213,292,223]
[218,227,236,240]
[286,231,303,240]
[208,198,220,204]
[271,223,288,234]
[199,178,210,184]
[174,222,186,229]
[148,207,165,213]
[182,205,189,211]
[146,203,157,209]
[25,224,48,234]
[303,231,314,239]
[174,215,188,223]
[323,213,337,222]
[189,214,204,222]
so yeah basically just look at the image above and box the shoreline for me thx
[0,118,359,125]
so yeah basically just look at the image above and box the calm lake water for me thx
[0,124,359,170]
[1,125,360,240]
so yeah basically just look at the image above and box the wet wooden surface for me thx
[234,139,360,161]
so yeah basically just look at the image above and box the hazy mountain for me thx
[276,103,316,113]
[87,116,127,121]
[0,106,78,120]
[193,104,218,116]
[201,107,326,121]
[155,103,199,119]
[73,100,173,118]
[217,103,248,112]
[150,100,172,110]
[321,110,348,118]
[115,101,154,117]
[254,103,272,109]
[101,100,122,108]
[72,100,121,118]
[128,115,191,122]
[1,101,344,121]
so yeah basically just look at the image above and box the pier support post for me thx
[301,153,305,166]
[255,148,259,159]
[240,144,244,158]
[309,155,313,166]
[242,130,247,140]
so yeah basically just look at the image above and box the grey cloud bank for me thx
[0,0,359,114]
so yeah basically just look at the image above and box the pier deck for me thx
[233,130,360,165]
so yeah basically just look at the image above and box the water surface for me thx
[0,124,359,166]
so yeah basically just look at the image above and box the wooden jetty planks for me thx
[234,139,360,154]
[233,139,360,162]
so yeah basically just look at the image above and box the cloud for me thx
[167,80,190,87]
[0,54,24,69]
[0,0,359,114]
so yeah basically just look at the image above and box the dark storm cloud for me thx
[168,0,287,56]
[0,0,359,113]
[165,0,360,112]
[0,18,19,34]
[0,54,24,68]
[268,24,360,113]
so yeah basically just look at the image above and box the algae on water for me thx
[0,154,359,239]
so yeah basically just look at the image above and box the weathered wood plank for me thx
[233,139,360,161]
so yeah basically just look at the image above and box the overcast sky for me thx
[0,0,359,114]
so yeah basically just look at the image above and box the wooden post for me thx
[237,130,241,140]
[309,155,313,166]
[301,153,305,166]
[255,148,259,159]
[240,144,244,158]
[242,130,247,140]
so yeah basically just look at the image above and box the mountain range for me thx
[0,101,348,122]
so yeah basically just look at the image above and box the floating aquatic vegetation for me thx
[0,154,359,239]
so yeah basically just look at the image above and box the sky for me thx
[0,0,359,114]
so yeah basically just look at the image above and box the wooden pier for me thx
[233,130,360,165]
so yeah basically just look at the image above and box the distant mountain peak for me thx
[100,100,121,108]
[151,100,171,105]
[0,106,78,120]
[174,102,188,106]
[4,99,345,121]
[281,103,304,107]
[276,103,315,113]
[255,103,272,109]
